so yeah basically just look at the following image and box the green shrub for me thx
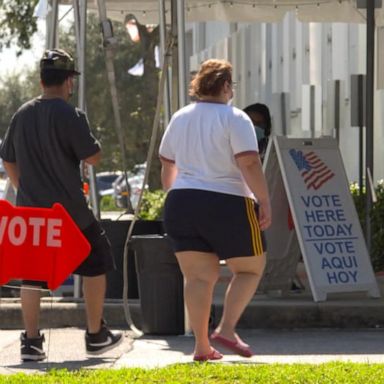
[351,181,384,272]
[138,189,166,220]
[100,195,122,212]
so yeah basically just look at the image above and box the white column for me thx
[309,23,322,86]
[283,13,293,95]
[322,23,333,137]
[249,23,262,103]
[264,24,273,106]
[333,24,349,80]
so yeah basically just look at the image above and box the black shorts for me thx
[22,219,115,287]
[164,189,266,260]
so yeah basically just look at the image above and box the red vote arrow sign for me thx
[0,200,91,290]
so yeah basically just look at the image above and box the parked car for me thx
[0,158,5,178]
[0,178,7,199]
[113,163,146,210]
[0,157,10,200]
[96,171,121,197]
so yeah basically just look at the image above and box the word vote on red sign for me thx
[0,200,91,290]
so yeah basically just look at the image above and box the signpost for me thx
[262,136,380,301]
[0,201,90,291]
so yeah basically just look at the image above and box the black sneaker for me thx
[20,332,46,362]
[85,323,123,355]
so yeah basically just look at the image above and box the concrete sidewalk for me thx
[1,273,384,374]
[0,328,384,374]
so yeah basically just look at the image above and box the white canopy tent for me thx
[43,0,382,306]
[60,0,384,24]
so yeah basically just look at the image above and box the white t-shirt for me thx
[159,102,259,198]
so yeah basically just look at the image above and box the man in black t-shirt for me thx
[0,49,122,361]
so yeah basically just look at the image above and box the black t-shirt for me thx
[0,97,100,229]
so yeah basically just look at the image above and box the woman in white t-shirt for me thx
[159,59,271,361]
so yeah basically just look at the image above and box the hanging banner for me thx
[272,136,380,301]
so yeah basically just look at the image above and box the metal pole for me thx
[72,0,88,298]
[334,80,340,143]
[281,93,287,136]
[72,0,81,69]
[310,85,315,138]
[48,0,59,49]
[171,0,179,113]
[358,74,364,195]
[77,0,100,220]
[176,0,187,107]
[175,0,190,334]
[159,0,171,126]
[78,0,86,111]
[365,0,375,252]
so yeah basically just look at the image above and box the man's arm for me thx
[3,161,20,189]
[84,150,101,166]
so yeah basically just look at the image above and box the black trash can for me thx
[101,220,164,299]
[131,235,184,335]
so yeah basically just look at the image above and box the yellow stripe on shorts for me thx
[245,198,264,256]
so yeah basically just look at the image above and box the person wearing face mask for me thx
[0,49,122,362]
[243,103,272,162]
[160,59,271,361]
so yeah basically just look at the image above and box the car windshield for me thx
[99,175,119,183]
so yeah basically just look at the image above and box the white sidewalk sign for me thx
[264,136,380,302]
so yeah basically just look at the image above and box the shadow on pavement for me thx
[4,357,114,372]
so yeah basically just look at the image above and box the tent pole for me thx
[47,0,59,49]
[77,0,86,112]
[72,0,81,63]
[77,0,100,221]
[159,0,171,126]
[170,0,179,113]
[177,0,187,107]
[365,0,375,252]
[73,0,98,298]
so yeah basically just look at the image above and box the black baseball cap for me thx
[40,49,80,75]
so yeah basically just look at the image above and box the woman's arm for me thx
[160,159,178,191]
[236,152,272,230]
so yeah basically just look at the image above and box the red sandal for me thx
[210,332,253,358]
[193,347,223,362]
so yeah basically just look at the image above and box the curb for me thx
[1,296,384,330]
[0,299,141,330]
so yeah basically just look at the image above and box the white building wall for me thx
[189,13,384,183]
[249,24,262,104]
[204,21,232,47]
[282,14,292,95]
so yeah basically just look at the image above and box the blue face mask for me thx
[254,125,265,141]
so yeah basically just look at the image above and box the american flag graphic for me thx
[289,149,335,190]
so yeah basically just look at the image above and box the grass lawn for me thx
[1,363,384,383]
